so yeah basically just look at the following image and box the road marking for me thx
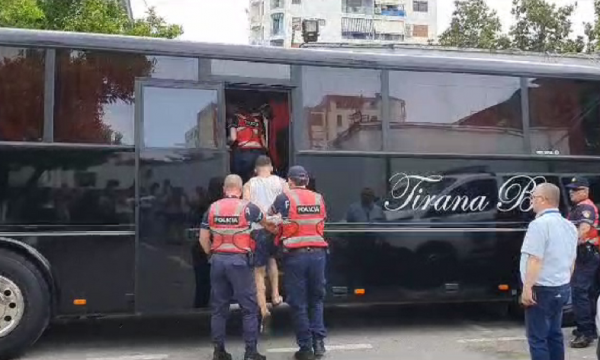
[458,336,526,344]
[86,354,169,360]
[267,343,373,353]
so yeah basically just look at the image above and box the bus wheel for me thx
[0,249,51,359]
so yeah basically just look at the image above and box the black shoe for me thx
[572,328,580,336]
[294,348,315,360]
[244,350,266,360]
[570,335,594,348]
[213,348,232,360]
[313,339,326,358]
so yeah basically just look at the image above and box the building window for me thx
[0,47,45,142]
[343,0,373,15]
[271,0,283,9]
[271,13,284,35]
[388,71,524,155]
[300,66,382,151]
[337,115,343,127]
[292,0,301,4]
[375,2,406,17]
[413,0,428,12]
[412,24,428,37]
[528,78,600,156]
[319,19,326,26]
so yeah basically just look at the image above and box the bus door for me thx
[134,79,228,313]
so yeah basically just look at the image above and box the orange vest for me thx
[580,198,599,244]
[208,198,254,254]
[235,112,265,150]
[278,188,327,249]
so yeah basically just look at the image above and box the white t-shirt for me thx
[247,175,286,229]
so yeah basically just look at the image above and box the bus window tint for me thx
[300,66,383,151]
[295,154,387,222]
[0,46,45,142]
[528,78,600,156]
[388,71,524,155]
[53,50,199,146]
[0,148,135,225]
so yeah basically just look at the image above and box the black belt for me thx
[211,251,250,255]
[285,247,327,253]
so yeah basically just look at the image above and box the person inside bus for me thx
[567,177,600,348]
[227,100,269,183]
[243,155,286,332]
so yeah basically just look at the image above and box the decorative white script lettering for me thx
[384,173,489,213]
[383,173,547,213]
[497,175,547,212]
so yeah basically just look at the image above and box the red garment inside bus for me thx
[268,99,289,169]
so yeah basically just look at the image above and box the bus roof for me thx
[2,27,600,80]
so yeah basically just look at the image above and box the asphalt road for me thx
[14,304,599,360]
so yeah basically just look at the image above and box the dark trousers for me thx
[572,250,600,337]
[524,284,570,360]
[210,253,259,352]
[283,248,327,350]
[232,148,265,183]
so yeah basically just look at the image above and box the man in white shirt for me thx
[520,182,578,360]
[243,155,287,331]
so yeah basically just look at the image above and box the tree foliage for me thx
[584,0,600,52]
[439,0,598,54]
[438,0,510,49]
[0,0,183,144]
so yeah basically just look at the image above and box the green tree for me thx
[39,0,183,39]
[583,0,600,52]
[509,0,582,53]
[438,0,510,49]
[0,0,45,29]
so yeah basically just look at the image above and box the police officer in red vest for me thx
[228,103,268,183]
[566,177,600,348]
[199,174,276,360]
[269,166,328,360]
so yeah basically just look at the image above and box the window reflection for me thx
[388,71,523,154]
[54,50,199,145]
[0,148,135,225]
[528,78,600,156]
[211,60,290,79]
[301,66,383,151]
[0,47,45,142]
[143,87,218,149]
[294,155,387,222]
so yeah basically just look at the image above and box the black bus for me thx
[1,28,600,359]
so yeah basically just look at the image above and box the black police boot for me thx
[313,338,326,358]
[570,334,595,348]
[294,347,315,360]
[243,349,266,360]
[212,346,232,360]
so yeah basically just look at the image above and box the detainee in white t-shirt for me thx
[243,155,287,325]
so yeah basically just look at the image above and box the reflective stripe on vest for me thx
[580,198,599,244]
[280,189,327,248]
[209,198,253,253]
[236,113,264,149]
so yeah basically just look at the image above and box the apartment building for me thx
[248,0,436,47]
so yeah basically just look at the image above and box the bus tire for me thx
[0,248,51,360]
